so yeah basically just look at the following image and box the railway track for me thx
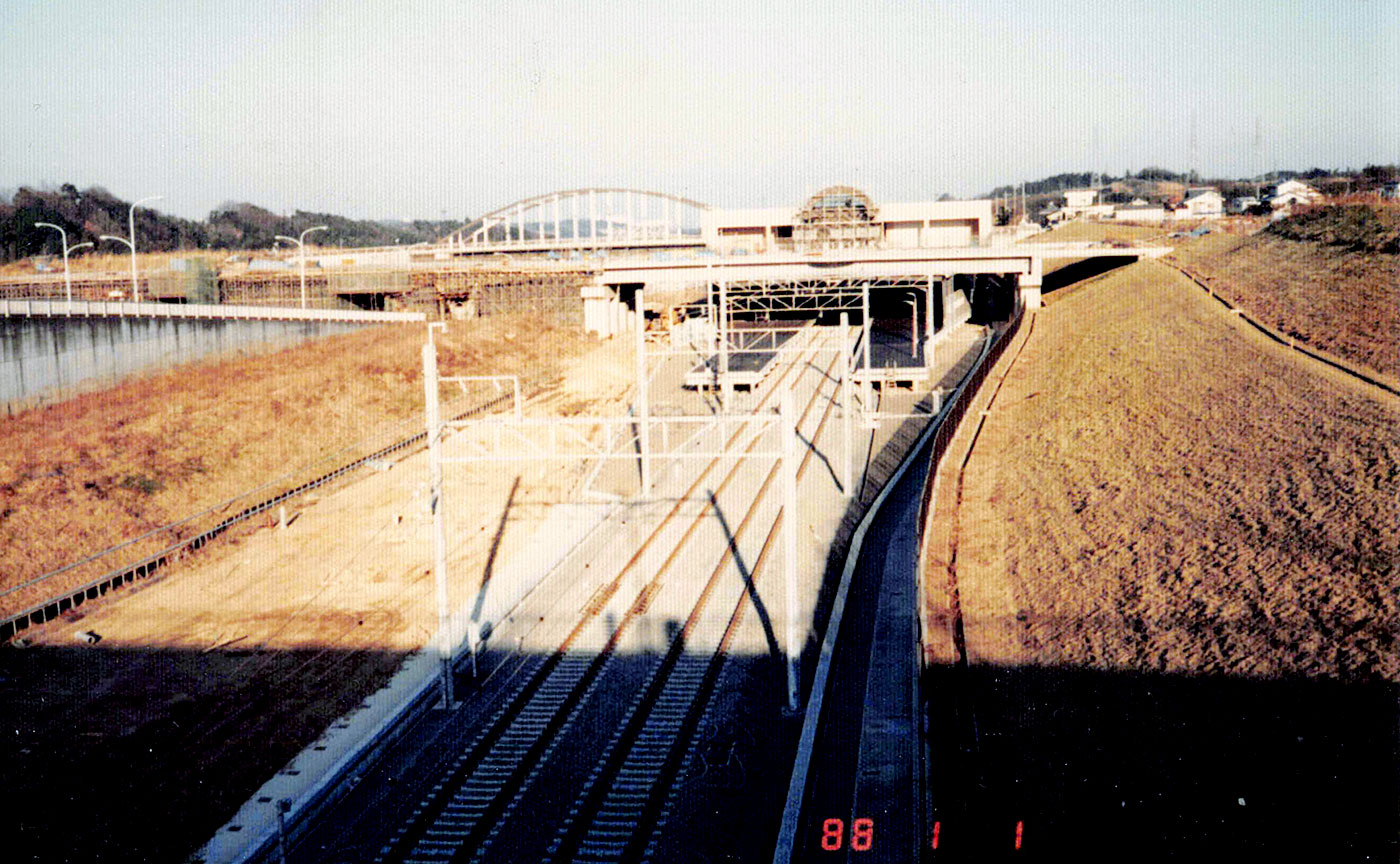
[370,332,844,864]
[543,365,843,864]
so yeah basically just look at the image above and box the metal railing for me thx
[0,298,424,323]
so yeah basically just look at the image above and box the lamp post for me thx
[35,222,93,312]
[108,195,163,301]
[98,234,135,299]
[275,226,327,308]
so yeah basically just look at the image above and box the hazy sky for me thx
[3,0,1396,221]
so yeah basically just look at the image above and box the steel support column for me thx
[840,311,853,495]
[861,281,873,412]
[719,279,731,412]
[635,289,651,492]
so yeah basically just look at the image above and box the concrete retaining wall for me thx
[1,315,369,411]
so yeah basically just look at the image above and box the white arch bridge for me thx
[443,188,710,256]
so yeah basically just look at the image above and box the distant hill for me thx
[0,184,463,263]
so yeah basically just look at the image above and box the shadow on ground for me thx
[0,643,411,862]
[1041,256,1136,300]
[924,662,1399,862]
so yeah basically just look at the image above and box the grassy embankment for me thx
[0,315,592,612]
[1166,204,1400,382]
[1021,220,1170,246]
[929,257,1399,680]
[919,239,1399,856]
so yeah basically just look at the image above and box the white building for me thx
[1182,187,1225,218]
[1267,179,1322,208]
[1064,189,1099,209]
[1114,203,1168,224]
[700,189,993,254]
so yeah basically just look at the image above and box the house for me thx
[1182,187,1225,218]
[1064,189,1099,210]
[1381,182,1399,201]
[1266,179,1322,208]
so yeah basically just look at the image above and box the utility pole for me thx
[635,289,651,493]
[781,390,800,712]
[423,336,455,709]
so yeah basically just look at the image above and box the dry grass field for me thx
[920,256,1398,857]
[927,258,1398,680]
[0,315,589,611]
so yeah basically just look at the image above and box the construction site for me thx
[2,189,1396,863]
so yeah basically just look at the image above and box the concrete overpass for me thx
[578,241,1170,339]
[415,186,1168,338]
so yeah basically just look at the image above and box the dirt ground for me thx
[918,257,1399,858]
[0,323,637,862]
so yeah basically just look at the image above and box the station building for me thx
[701,187,993,255]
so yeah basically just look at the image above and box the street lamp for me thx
[35,222,93,312]
[275,225,327,308]
[99,194,162,301]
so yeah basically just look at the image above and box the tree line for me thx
[0,184,463,263]
[987,164,1398,201]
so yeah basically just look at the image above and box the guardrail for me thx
[0,298,425,323]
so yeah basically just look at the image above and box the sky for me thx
[2,0,1396,221]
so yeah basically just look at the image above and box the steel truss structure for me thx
[443,188,711,253]
[793,186,882,252]
[413,267,593,323]
[704,275,936,315]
